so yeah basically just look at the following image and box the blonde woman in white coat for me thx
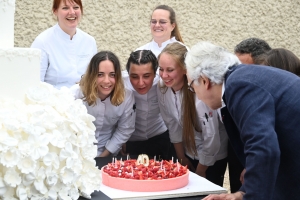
[71,51,136,157]
[157,43,228,187]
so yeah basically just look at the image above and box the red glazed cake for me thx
[101,155,189,192]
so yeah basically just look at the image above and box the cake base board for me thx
[100,171,227,200]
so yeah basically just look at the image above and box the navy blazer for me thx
[222,64,300,200]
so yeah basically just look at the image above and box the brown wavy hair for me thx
[80,51,125,106]
[158,42,199,155]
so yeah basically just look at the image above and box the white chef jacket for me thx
[157,83,228,166]
[31,24,97,89]
[122,71,167,141]
[70,84,136,156]
[136,37,184,58]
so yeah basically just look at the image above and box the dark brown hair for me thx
[152,5,183,43]
[260,48,300,76]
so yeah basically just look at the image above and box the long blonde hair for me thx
[158,43,200,155]
[80,51,125,106]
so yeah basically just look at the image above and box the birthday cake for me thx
[0,1,101,199]
[102,155,189,192]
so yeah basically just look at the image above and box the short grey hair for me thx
[185,41,241,84]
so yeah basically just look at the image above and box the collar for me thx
[221,82,226,108]
[152,37,176,48]
[55,23,77,40]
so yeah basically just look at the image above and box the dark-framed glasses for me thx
[187,79,195,93]
[150,19,169,25]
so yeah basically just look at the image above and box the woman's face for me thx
[150,9,175,43]
[97,60,116,100]
[54,0,81,35]
[158,53,186,91]
[129,62,155,95]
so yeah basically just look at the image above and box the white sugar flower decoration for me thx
[17,156,36,174]
[4,168,22,187]
[43,152,59,169]
[60,167,77,185]
[0,82,100,199]
[1,148,20,168]
[0,130,18,152]
[0,176,7,195]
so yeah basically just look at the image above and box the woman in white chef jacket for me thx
[121,50,173,159]
[136,5,184,57]
[71,51,136,157]
[31,0,97,89]
[157,42,228,186]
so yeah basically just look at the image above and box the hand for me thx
[195,163,208,178]
[99,149,111,157]
[202,192,244,200]
[120,144,127,156]
[180,157,196,172]
[240,169,246,184]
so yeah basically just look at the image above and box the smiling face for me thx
[53,0,81,36]
[150,9,175,44]
[97,60,116,100]
[129,63,155,95]
[158,53,186,91]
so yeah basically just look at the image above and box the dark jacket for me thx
[221,64,300,200]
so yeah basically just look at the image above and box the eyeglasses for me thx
[187,79,195,93]
[150,19,169,26]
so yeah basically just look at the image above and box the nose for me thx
[69,7,75,14]
[138,77,144,86]
[103,75,110,83]
[161,71,168,78]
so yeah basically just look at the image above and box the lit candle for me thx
[154,156,156,162]
[172,156,174,163]
[127,154,129,160]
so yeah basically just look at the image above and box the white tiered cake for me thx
[0,0,40,100]
[0,1,101,199]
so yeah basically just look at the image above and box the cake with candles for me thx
[101,154,189,192]
[0,1,101,199]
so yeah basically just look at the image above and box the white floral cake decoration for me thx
[0,82,101,200]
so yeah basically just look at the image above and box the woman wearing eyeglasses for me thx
[136,5,184,57]
[157,42,228,187]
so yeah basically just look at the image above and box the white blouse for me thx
[122,71,167,141]
[31,24,97,89]
[136,37,184,57]
[70,84,136,156]
[157,83,228,166]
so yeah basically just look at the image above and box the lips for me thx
[66,17,76,21]
[163,79,172,85]
[101,85,112,90]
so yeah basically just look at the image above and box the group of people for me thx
[30,0,300,199]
